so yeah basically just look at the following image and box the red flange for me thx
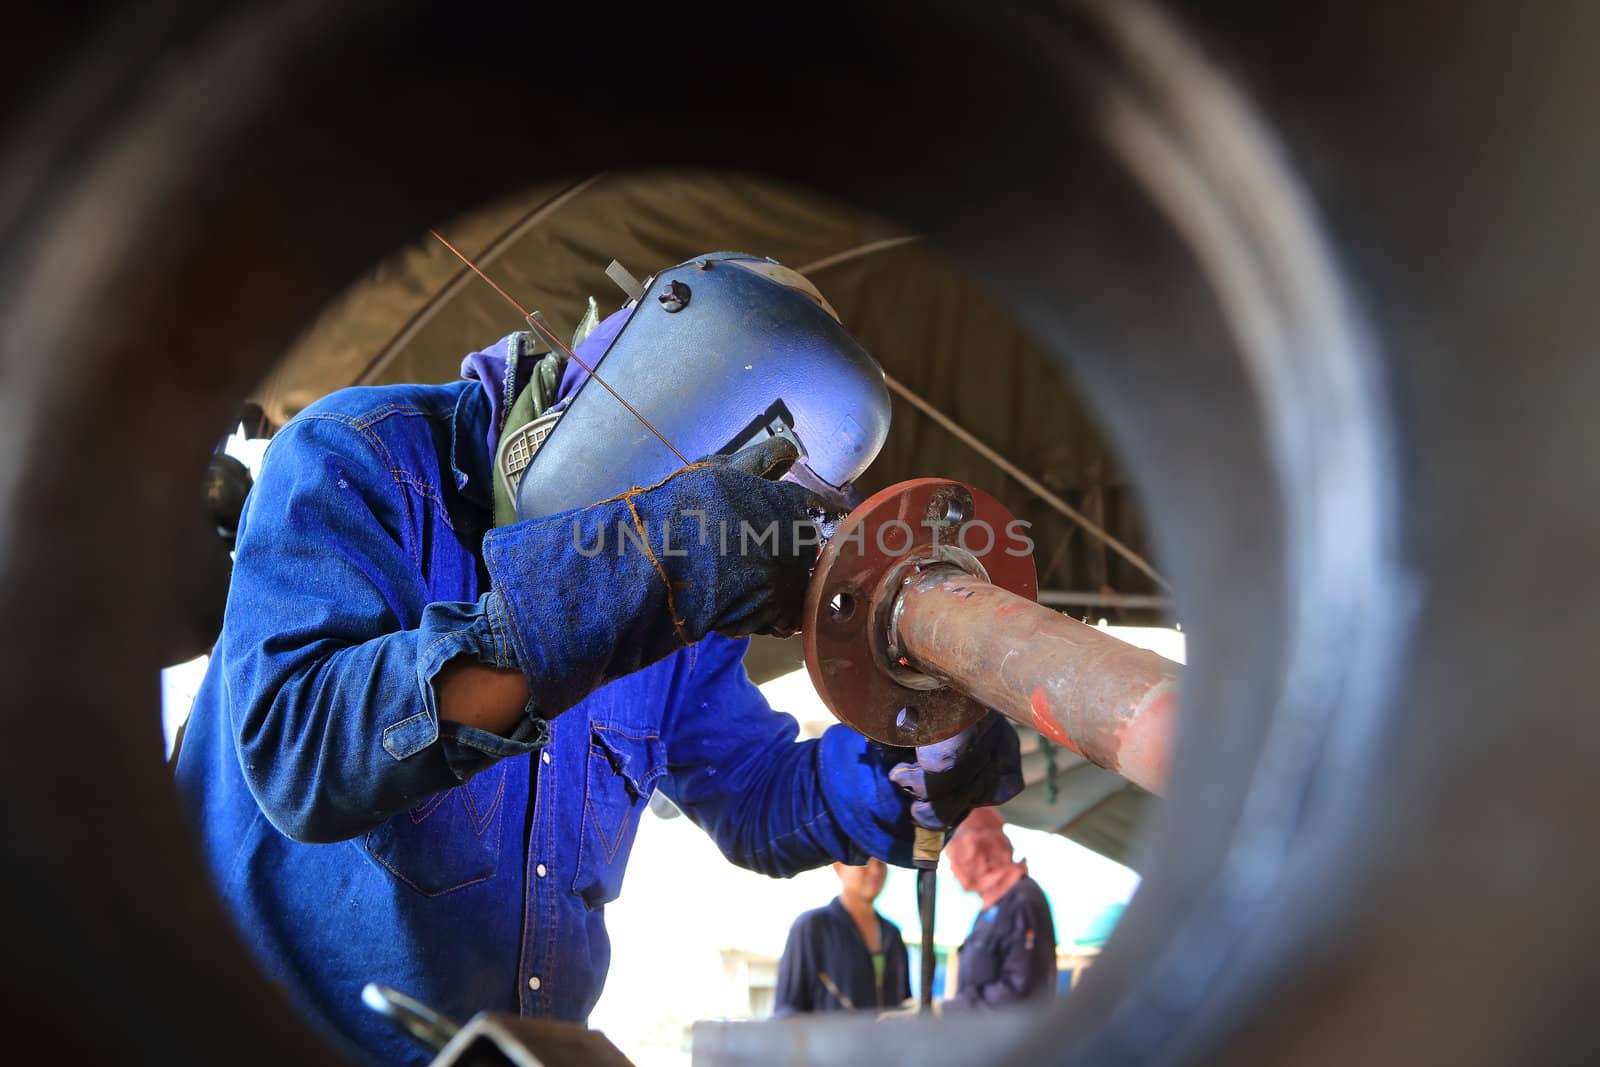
[801,478,1037,747]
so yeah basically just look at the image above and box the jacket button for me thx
[541,750,551,764]
[528,975,541,992]
[535,863,548,878]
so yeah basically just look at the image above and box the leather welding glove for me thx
[482,435,842,718]
[886,713,1024,831]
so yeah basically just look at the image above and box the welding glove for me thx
[482,436,841,718]
[887,713,1024,831]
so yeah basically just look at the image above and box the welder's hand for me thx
[482,435,843,717]
[887,714,1024,831]
[679,435,845,638]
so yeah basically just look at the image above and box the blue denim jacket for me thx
[174,373,915,1066]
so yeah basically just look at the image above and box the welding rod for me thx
[893,568,1180,796]
[912,809,943,1014]
[916,867,936,1012]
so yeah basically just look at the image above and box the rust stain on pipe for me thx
[894,569,1180,795]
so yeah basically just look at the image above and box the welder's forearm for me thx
[727,741,861,876]
[661,636,902,872]
[436,657,533,735]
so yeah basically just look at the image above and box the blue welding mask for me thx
[512,252,891,520]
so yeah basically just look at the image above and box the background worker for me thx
[775,858,911,1014]
[173,254,1022,1066]
[945,807,1058,1008]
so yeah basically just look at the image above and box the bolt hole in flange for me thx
[896,707,920,735]
[924,484,973,539]
[828,591,856,623]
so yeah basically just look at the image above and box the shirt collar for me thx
[451,309,633,517]
[828,896,882,932]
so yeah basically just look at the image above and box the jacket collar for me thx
[450,382,495,511]
[828,896,884,943]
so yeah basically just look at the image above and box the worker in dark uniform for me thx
[945,807,1057,1007]
[774,858,911,1014]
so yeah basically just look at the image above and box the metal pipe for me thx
[893,568,1181,795]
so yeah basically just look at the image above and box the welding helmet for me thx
[513,252,890,520]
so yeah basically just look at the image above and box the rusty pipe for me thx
[891,567,1180,795]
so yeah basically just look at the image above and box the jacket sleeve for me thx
[773,916,815,1016]
[656,635,921,873]
[220,413,543,844]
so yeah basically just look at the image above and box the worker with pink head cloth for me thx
[945,808,1058,1007]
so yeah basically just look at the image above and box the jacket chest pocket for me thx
[363,762,508,897]
[572,724,665,910]
[958,919,1004,988]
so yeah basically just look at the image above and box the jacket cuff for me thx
[815,725,919,867]
[479,521,588,716]
[413,593,549,781]
[437,715,548,782]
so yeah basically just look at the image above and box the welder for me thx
[173,253,1022,1066]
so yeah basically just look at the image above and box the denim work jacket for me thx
[952,876,1058,1008]
[174,377,915,1066]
